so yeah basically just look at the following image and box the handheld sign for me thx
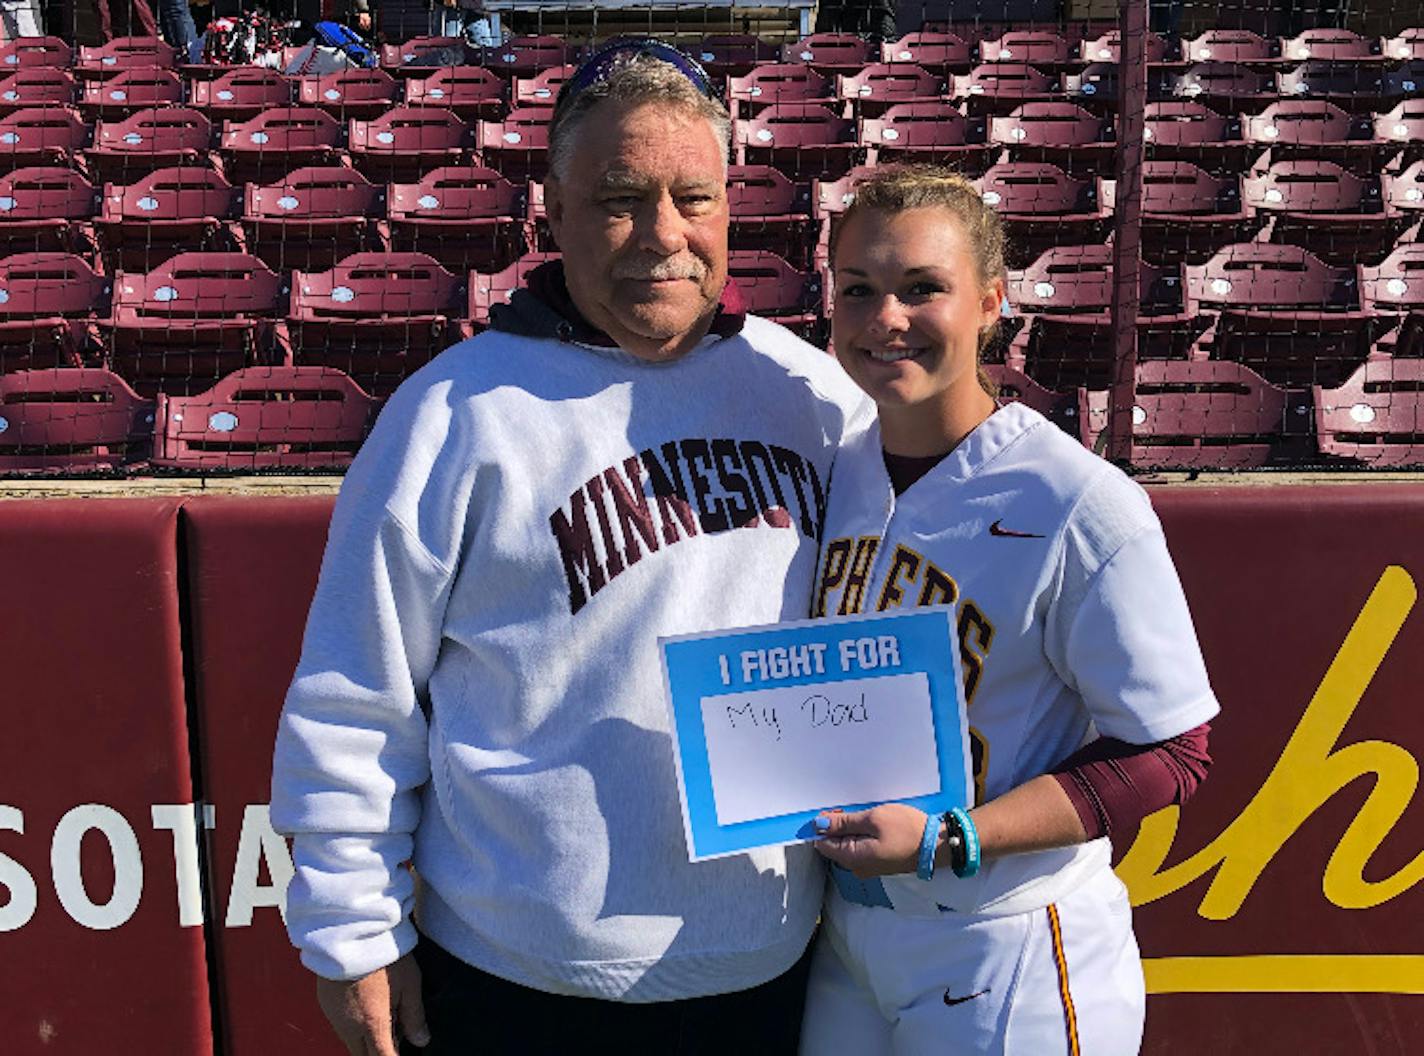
[659,609,971,862]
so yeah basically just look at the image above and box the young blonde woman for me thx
[800,166,1218,1055]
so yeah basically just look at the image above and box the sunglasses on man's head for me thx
[556,38,718,109]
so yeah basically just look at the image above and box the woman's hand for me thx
[813,804,933,878]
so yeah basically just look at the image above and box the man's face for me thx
[545,100,729,362]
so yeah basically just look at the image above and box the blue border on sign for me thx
[659,608,972,861]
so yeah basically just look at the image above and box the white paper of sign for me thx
[699,672,939,827]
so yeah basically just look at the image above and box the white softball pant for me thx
[800,865,1145,1055]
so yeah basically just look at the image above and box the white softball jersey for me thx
[270,315,870,999]
[812,401,1220,918]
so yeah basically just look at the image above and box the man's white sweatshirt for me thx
[270,309,867,1000]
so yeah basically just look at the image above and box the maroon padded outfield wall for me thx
[2,486,1424,1054]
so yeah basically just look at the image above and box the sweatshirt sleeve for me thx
[270,483,457,979]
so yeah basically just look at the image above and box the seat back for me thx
[512,65,572,107]
[0,106,87,152]
[978,162,1096,214]
[1144,101,1236,147]
[1243,99,1353,145]
[861,101,976,150]
[77,37,179,76]
[1184,242,1353,312]
[379,36,477,73]
[1382,29,1424,61]
[1383,158,1424,213]
[153,366,378,468]
[0,367,153,468]
[694,34,778,78]
[1280,28,1375,62]
[388,165,521,221]
[221,107,342,153]
[483,36,575,78]
[739,103,853,149]
[1174,62,1272,101]
[81,67,183,111]
[1119,360,1290,465]
[729,63,830,107]
[405,66,505,113]
[1359,244,1424,312]
[0,37,72,70]
[0,251,107,318]
[0,166,96,221]
[881,32,972,68]
[350,106,471,153]
[953,62,1057,101]
[990,102,1111,148]
[0,68,75,111]
[113,252,283,322]
[467,251,559,324]
[1079,30,1168,64]
[102,166,239,222]
[726,250,819,315]
[1182,30,1274,64]
[245,166,379,221]
[300,68,399,111]
[189,68,292,114]
[979,31,1073,66]
[837,63,941,104]
[1315,359,1424,464]
[727,165,805,217]
[781,33,873,72]
[1141,160,1240,215]
[1374,98,1424,148]
[1242,160,1377,214]
[1277,61,1385,100]
[93,106,212,155]
[292,252,460,321]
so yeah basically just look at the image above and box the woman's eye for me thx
[839,283,872,298]
[908,282,944,298]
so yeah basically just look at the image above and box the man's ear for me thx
[543,177,564,250]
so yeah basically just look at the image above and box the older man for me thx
[270,39,867,1056]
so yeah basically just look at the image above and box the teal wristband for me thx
[946,807,981,878]
[916,811,940,880]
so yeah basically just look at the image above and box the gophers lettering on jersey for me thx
[550,437,827,615]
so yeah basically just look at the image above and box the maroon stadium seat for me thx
[188,68,293,123]
[0,251,105,369]
[1359,242,1424,357]
[0,36,72,71]
[977,161,1113,268]
[880,32,973,73]
[466,250,558,329]
[299,68,400,122]
[781,34,873,75]
[1143,101,1256,177]
[989,101,1117,177]
[96,166,241,271]
[106,252,285,394]
[1140,160,1258,263]
[979,31,1075,70]
[1081,360,1303,468]
[219,107,345,186]
[835,63,944,119]
[86,106,212,184]
[0,165,97,256]
[1174,62,1276,108]
[1375,99,1424,170]
[726,249,822,339]
[952,63,1060,117]
[1279,29,1379,64]
[405,66,507,119]
[379,36,480,76]
[350,106,473,182]
[1242,159,1397,265]
[735,102,856,180]
[1241,99,1383,176]
[694,34,779,81]
[483,36,575,80]
[79,67,183,120]
[810,163,875,267]
[0,106,87,173]
[858,102,994,174]
[1383,61,1424,108]
[1078,30,1169,65]
[512,65,572,109]
[727,63,831,120]
[1181,29,1277,66]
[980,362,1084,440]
[1382,29,1424,62]
[1183,242,1376,385]
[1276,61,1393,114]
[1314,357,1424,465]
[151,365,379,469]
[0,68,75,115]
[76,37,179,79]
[726,164,814,268]
[241,165,382,272]
[386,164,526,273]
[474,106,549,182]
[287,251,463,394]
[0,367,153,471]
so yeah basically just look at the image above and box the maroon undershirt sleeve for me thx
[1049,723,1212,841]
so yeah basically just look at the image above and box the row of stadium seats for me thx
[13,28,1423,79]
[4,238,1421,395]
[10,57,1421,124]
[2,356,1417,473]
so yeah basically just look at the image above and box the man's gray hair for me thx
[547,54,732,183]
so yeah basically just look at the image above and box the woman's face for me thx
[831,206,1003,417]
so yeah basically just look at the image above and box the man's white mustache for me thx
[614,259,706,281]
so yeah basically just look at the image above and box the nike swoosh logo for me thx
[989,519,1044,539]
[944,987,991,1007]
